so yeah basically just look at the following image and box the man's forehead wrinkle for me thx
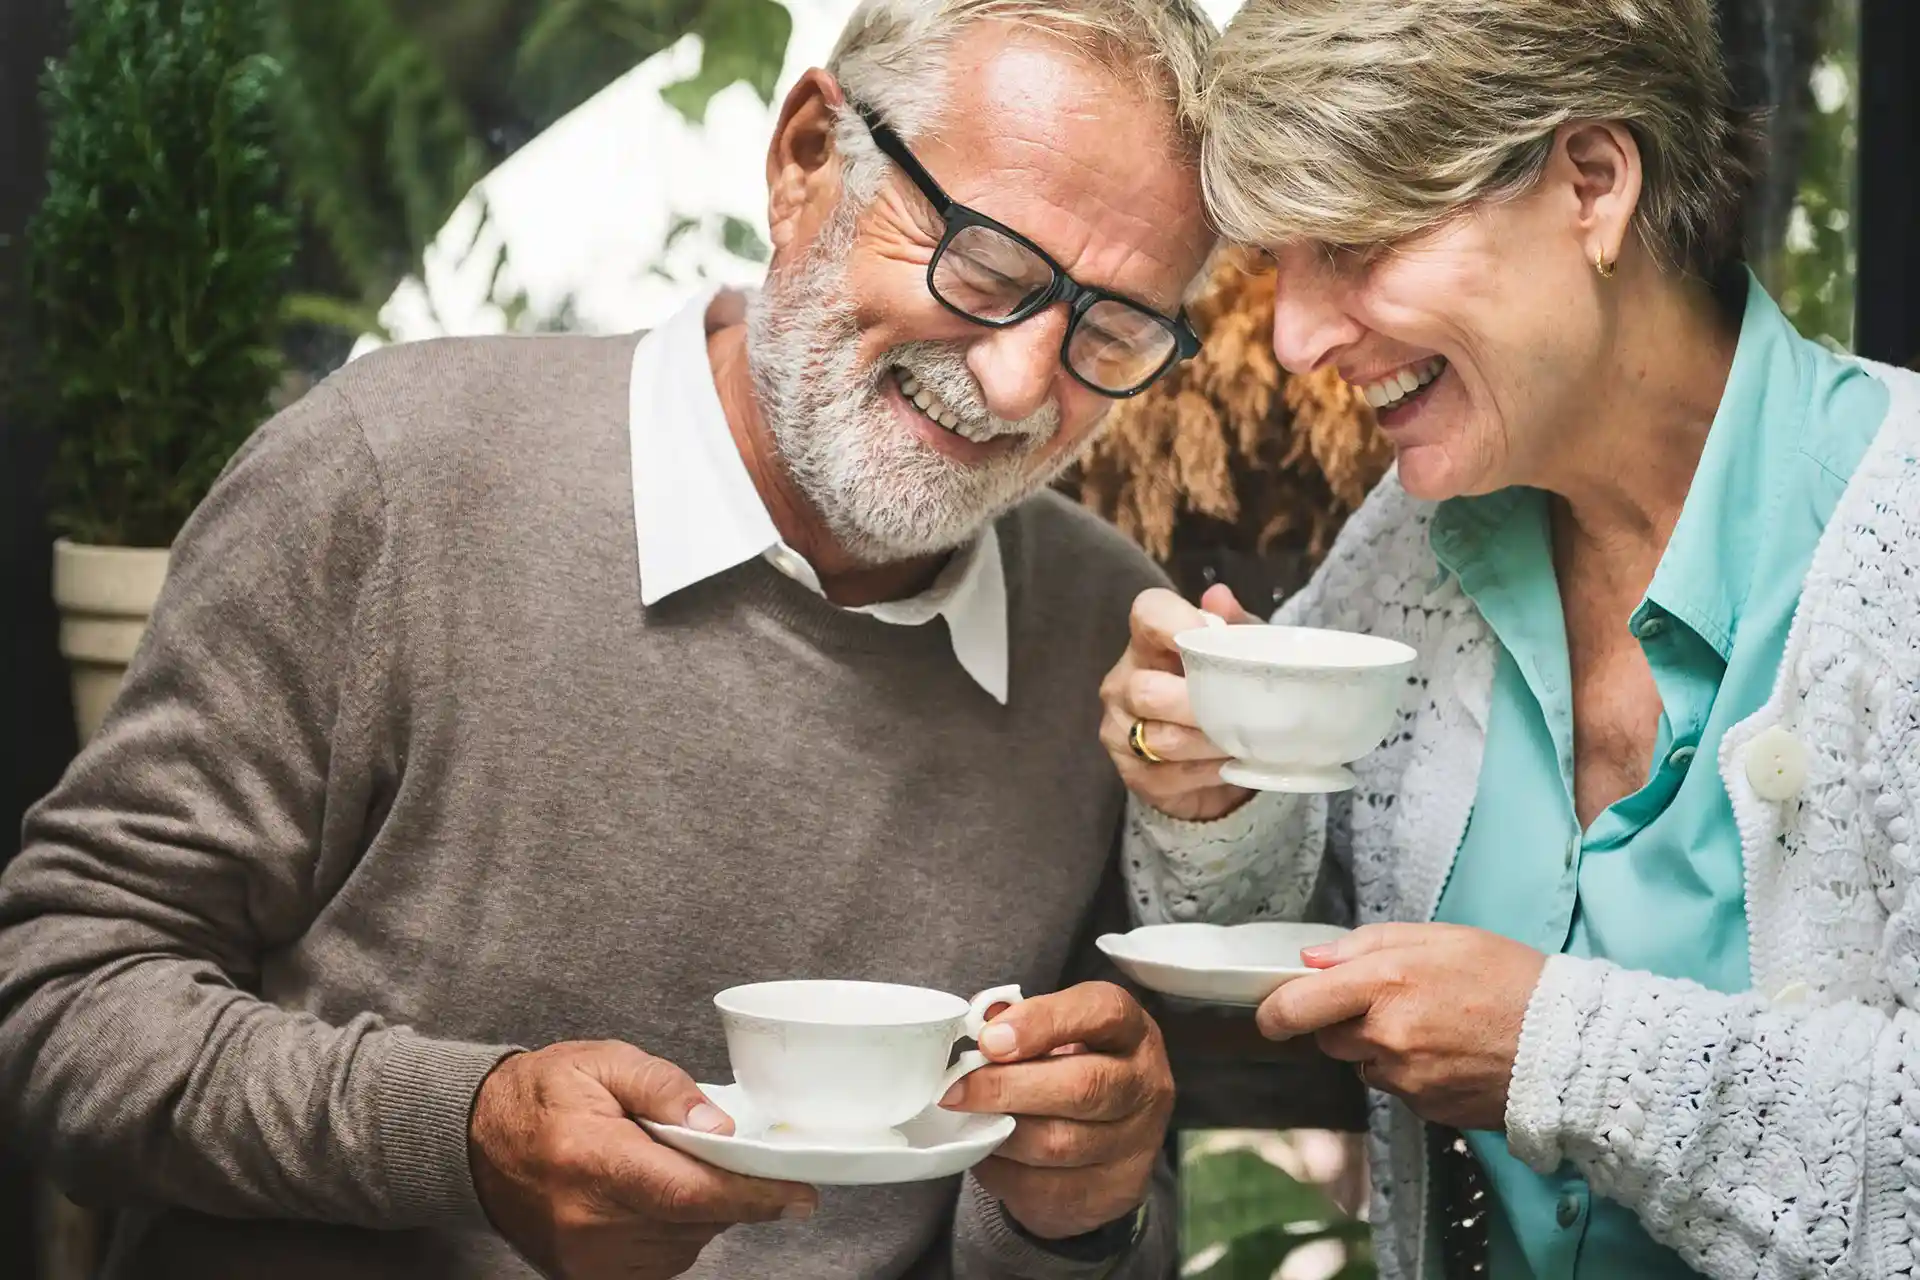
[912,126,1194,306]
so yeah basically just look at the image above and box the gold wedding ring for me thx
[1128,719,1166,765]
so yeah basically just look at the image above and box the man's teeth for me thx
[896,370,993,443]
[1359,357,1447,410]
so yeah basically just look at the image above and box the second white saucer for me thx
[1096,921,1352,1006]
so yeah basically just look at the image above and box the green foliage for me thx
[719,214,772,263]
[516,0,674,124]
[30,0,296,547]
[265,0,488,309]
[514,0,791,127]
[657,0,793,125]
[1182,1143,1375,1280]
[1757,0,1860,350]
[636,210,771,290]
[276,0,793,337]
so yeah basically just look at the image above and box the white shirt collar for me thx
[629,287,1010,704]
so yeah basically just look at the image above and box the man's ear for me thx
[767,69,849,257]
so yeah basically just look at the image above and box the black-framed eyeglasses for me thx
[855,104,1200,399]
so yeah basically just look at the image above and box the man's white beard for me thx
[745,232,1075,565]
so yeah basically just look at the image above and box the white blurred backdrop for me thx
[355,0,1247,356]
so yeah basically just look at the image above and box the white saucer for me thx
[639,1083,1015,1185]
[1219,760,1358,793]
[1096,921,1352,1007]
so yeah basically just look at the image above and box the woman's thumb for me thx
[1200,583,1260,625]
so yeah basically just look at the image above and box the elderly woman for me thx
[1101,1,1920,1277]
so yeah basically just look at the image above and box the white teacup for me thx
[1176,622,1417,793]
[713,979,1024,1144]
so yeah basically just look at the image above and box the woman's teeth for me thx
[1359,357,1447,410]
[896,370,993,443]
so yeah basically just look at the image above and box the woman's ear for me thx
[1556,121,1643,271]
[766,69,849,257]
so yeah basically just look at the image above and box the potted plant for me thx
[31,0,295,743]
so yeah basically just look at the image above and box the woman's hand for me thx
[1255,924,1547,1133]
[1099,585,1260,823]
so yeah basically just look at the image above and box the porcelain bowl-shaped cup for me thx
[713,980,1023,1144]
[1175,624,1418,793]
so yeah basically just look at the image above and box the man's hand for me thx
[1255,924,1547,1132]
[469,1041,817,1279]
[1099,585,1260,822]
[940,982,1173,1240]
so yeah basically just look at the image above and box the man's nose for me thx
[1269,271,1364,376]
[966,307,1069,422]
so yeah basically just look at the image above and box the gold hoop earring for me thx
[1595,250,1616,279]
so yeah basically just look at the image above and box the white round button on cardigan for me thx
[1745,726,1810,802]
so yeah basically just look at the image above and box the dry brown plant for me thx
[1065,250,1393,566]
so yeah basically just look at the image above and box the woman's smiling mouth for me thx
[1354,357,1448,411]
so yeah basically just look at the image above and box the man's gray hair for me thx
[824,0,1218,207]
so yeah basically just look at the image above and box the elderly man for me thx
[0,2,1218,1277]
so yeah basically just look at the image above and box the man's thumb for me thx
[596,1044,734,1135]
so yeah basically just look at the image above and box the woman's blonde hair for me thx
[1202,0,1761,278]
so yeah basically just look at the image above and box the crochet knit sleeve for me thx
[1122,789,1330,926]
[1506,958,1905,1278]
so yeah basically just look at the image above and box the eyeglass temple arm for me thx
[1174,313,1202,356]
[853,105,956,217]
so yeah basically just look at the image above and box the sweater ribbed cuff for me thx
[1131,787,1296,848]
[1506,953,1613,1174]
[953,1174,1140,1278]
[374,1033,523,1225]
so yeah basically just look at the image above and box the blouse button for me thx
[1555,1192,1584,1228]
[1745,727,1809,802]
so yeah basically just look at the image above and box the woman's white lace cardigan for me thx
[1125,361,1920,1280]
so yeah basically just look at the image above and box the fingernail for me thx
[1301,944,1337,962]
[687,1102,729,1133]
[939,1083,963,1107]
[980,1024,1017,1056]
[782,1200,815,1222]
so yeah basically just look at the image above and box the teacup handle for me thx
[936,984,1025,1103]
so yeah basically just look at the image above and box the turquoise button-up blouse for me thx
[1427,275,1889,1279]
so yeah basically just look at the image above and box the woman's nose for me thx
[1268,268,1364,376]
[967,308,1069,422]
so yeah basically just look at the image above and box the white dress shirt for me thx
[628,287,1010,704]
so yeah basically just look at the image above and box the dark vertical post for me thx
[1,0,75,833]
[2,0,74,1273]
[1857,0,1920,366]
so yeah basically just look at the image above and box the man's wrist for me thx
[1001,1199,1148,1263]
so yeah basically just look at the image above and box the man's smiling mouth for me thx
[893,367,1000,444]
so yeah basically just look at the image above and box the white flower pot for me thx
[51,538,171,744]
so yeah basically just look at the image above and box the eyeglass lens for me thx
[931,223,1176,393]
